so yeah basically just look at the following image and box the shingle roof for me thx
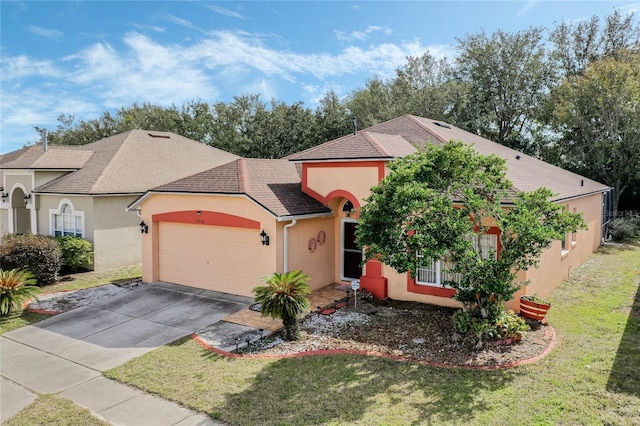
[1,145,92,169]
[288,115,609,202]
[2,130,240,195]
[285,131,416,161]
[153,158,331,218]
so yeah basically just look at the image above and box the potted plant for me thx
[520,294,551,321]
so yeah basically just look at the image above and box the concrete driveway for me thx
[1,281,253,424]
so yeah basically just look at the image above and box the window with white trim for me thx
[51,203,84,237]
[416,233,497,287]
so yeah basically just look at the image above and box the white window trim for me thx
[340,218,362,281]
[416,233,497,288]
[49,198,85,238]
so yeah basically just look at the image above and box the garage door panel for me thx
[158,222,270,296]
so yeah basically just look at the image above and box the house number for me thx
[194,219,205,224]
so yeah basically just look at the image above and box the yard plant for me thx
[0,233,62,284]
[355,140,585,341]
[253,270,311,341]
[0,269,41,316]
[56,235,94,272]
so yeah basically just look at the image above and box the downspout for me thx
[283,220,297,273]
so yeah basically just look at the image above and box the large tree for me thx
[454,28,555,152]
[355,141,585,336]
[544,50,640,213]
[550,10,640,78]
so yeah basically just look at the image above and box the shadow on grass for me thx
[0,310,49,335]
[599,239,640,254]
[213,353,516,425]
[607,277,640,397]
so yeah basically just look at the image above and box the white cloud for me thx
[164,13,195,29]
[516,0,538,18]
[1,55,61,80]
[204,4,245,19]
[335,25,393,42]
[28,25,64,39]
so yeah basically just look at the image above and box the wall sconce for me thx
[24,194,32,205]
[260,229,270,246]
[342,200,354,217]
[139,220,149,234]
[1,193,8,202]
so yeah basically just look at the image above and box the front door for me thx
[341,220,362,280]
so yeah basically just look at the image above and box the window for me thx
[51,202,84,237]
[416,233,497,287]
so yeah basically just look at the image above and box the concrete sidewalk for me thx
[1,282,253,425]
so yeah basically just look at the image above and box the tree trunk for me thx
[282,313,300,341]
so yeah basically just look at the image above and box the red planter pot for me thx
[520,297,551,321]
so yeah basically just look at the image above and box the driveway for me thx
[0,281,253,424]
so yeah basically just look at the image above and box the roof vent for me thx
[433,121,451,129]
[515,155,521,160]
[148,133,170,139]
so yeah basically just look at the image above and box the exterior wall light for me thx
[342,200,354,217]
[139,220,149,234]
[24,194,32,205]
[1,193,8,202]
[260,229,270,246]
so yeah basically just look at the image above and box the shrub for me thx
[453,309,530,344]
[56,236,94,272]
[0,233,62,285]
[609,216,640,241]
[0,269,41,316]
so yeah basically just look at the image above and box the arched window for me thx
[51,202,84,237]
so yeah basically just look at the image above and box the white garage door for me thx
[158,222,269,297]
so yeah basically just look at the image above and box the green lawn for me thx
[3,395,109,426]
[0,264,141,335]
[105,244,640,425]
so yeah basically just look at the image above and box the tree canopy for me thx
[355,141,586,325]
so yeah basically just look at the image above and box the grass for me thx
[0,264,141,335]
[3,395,109,426]
[105,243,640,425]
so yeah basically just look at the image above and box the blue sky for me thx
[1,1,638,154]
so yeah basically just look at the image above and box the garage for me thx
[158,221,270,297]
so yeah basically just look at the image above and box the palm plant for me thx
[0,269,41,316]
[253,270,311,341]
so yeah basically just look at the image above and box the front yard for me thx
[105,243,640,425]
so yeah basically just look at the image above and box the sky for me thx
[1,1,638,154]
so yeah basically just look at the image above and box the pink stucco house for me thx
[128,115,610,310]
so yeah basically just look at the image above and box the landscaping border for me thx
[191,325,556,370]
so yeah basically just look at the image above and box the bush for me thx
[453,309,530,344]
[609,216,640,241]
[56,236,94,272]
[0,269,41,315]
[0,233,62,285]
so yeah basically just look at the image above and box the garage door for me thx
[158,222,270,297]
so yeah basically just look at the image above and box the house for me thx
[0,130,239,270]
[128,115,610,310]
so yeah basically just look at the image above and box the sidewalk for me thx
[1,337,224,425]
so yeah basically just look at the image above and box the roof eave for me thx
[288,157,394,163]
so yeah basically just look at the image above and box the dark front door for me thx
[342,221,362,280]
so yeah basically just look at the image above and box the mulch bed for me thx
[236,299,555,368]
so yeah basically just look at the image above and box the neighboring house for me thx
[129,115,610,310]
[0,130,239,270]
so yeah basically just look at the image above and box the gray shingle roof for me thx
[2,130,240,195]
[288,115,609,202]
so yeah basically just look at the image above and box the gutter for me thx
[283,220,298,273]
